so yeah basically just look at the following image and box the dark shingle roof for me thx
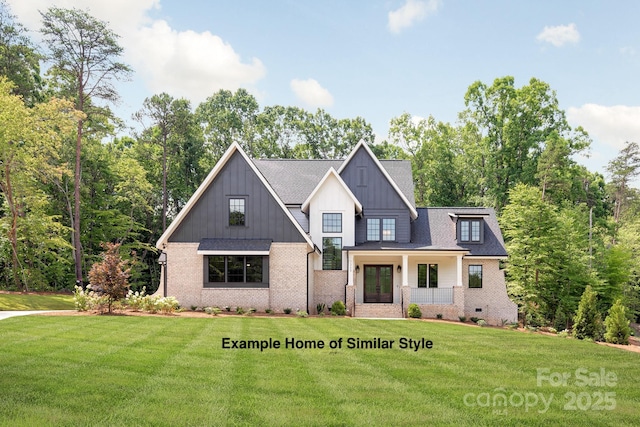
[346,208,506,256]
[253,159,415,207]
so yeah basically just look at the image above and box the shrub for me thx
[235,307,245,315]
[156,297,179,314]
[477,319,487,327]
[248,308,257,315]
[205,306,222,316]
[604,299,631,345]
[470,317,479,323]
[573,285,604,341]
[459,316,467,323]
[125,287,147,311]
[331,300,346,316]
[224,306,231,312]
[265,308,273,314]
[408,303,422,319]
[87,242,131,313]
[73,285,90,311]
[283,308,292,314]
[316,303,326,315]
[296,310,308,318]
[436,313,443,319]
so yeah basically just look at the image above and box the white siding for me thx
[307,173,357,270]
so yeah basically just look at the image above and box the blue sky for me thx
[8,0,640,182]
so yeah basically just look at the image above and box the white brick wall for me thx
[462,259,517,325]
[164,242,310,312]
[268,243,309,312]
[313,270,347,313]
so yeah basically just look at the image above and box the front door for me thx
[364,265,393,303]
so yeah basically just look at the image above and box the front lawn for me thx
[0,292,74,310]
[0,316,638,426]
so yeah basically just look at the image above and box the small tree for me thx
[88,242,131,313]
[604,299,632,345]
[573,285,604,341]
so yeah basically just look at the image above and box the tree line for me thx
[1,3,638,326]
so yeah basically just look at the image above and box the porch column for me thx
[348,252,355,285]
[456,254,463,287]
[402,254,409,287]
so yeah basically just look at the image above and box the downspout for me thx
[306,245,317,314]
[344,249,349,303]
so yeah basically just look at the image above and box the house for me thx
[156,141,517,324]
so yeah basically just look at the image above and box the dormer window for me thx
[459,219,483,243]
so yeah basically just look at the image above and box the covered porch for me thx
[345,249,467,318]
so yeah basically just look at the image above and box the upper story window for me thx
[367,218,380,241]
[323,213,342,233]
[229,198,245,226]
[367,218,397,241]
[382,219,396,241]
[459,219,483,243]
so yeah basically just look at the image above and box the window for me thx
[469,265,482,288]
[367,218,396,241]
[229,198,245,226]
[382,219,396,241]
[367,219,380,241]
[207,256,264,285]
[418,264,438,288]
[323,237,342,270]
[323,213,342,233]
[208,256,225,282]
[460,219,482,243]
[471,221,480,242]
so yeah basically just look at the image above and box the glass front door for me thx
[364,265,393,303]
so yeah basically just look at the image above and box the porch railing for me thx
[410,287,454,304]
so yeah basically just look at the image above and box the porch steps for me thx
[354,303,404,319]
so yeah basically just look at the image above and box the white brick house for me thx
[156,141,517,324]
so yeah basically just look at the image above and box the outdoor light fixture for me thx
[158,251,168,297]
[397,265,402,273]
[355,265,360,273]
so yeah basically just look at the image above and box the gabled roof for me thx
[301,167,363,214]
[338,141,418,220]
[156,143,314,249]
[252,154,415,207]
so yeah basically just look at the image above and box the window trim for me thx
[468,265,483,288]
[459,219,483,244]
[366,217,397,242]
[204,255,268,288]
[322,213,342,233]
[228,197,246,227]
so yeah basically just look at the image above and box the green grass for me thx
[0,316,638,426]
[0,292,74,310]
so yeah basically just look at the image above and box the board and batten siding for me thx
[168,151,306,243]
[340,147,412,244]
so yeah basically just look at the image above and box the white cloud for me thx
[388,0,440,34]
[536,23,580,47]
[131,20,265,103]
[6,0,266,106]
[567,104,640,150]
[620,46,637,56]
[290,78,334,108]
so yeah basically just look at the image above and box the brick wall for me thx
[165,242,309,312]
[462,259,517,325]
[313,270,347,313]
[415,286,465,320]
[268,243,309,312]
[165,243,202,308]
